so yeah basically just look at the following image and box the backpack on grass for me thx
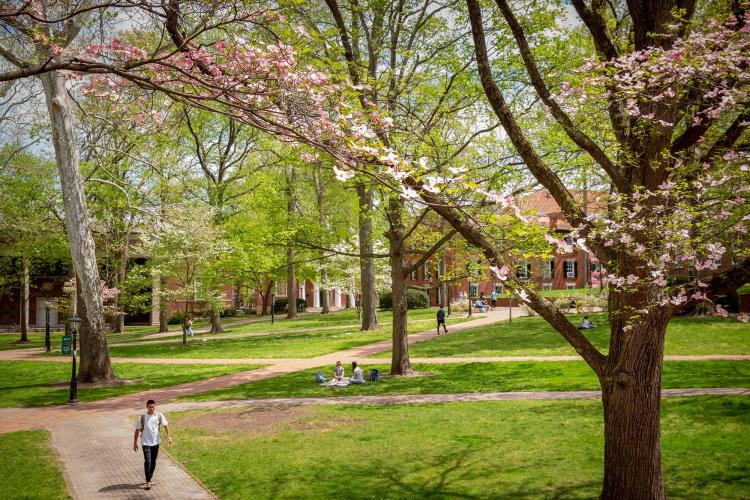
[315,371,327,383]
[369,369,380,382]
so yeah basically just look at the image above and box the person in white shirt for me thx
[349,361,365,385]
[133,399,173,490]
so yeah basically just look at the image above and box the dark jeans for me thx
[142,444,160,482]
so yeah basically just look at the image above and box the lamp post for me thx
[271,292,275,324]
[67,315,81,405]
[44,300,52,352]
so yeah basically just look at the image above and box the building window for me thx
[566,283,575,290]
[276,281,287,297]
[516,262,530,280]
[494,284,504,295]
[410,269,417,281]
[423,261,431,280]
[469,283,479,297]
[541,260,554,280]
[565,259,577,279]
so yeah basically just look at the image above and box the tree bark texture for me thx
[210,309,224,333]
[286,246,297,319]
[158,276,169,333]
[19,256,29,342]
[320,269,330,314]
[76,276,114,382]
[357,182,379,330]
[41,71,113,382]
[600,292,670,499]
[387,196,411,375]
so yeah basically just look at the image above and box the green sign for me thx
[61,335,72,355]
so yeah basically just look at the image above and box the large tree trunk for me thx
[210,309,224,333]
[286,247,297,319]
[76,276,114,382]
[114,234,129,333]
[19,255,29,342]
[158,275,169,333]
[357,182,379,330]
[387,197,411,375]
[600,300,669,499]
[320,269,330,314]
[40,71,113,383]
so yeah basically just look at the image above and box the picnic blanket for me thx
[322,380,351,387]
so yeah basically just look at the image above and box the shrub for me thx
[168,311,186,325]
[379,289,430,310]
[220,308,238,318]
[273,298,307,313]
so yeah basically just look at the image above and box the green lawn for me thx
[104,310,471,359]
[0,361,263,407]
[0,331,67,351]
[180,360,750,402]
[166,396,750,499]
[110,308,466,344]
[0,430,69,499]
[371,314,750,358]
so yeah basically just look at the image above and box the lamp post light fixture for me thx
[67,315,82,405]
[44,300,52,352]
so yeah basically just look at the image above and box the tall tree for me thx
[377,1,750,497]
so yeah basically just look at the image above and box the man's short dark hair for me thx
[146,399,156,406]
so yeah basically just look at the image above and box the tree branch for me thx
[466,0,587,230]
[404,229,457,277]
[493,0,625,191]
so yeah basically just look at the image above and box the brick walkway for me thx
[1,307,747,499]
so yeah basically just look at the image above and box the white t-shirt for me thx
[135,412,168,446]
[352,366,364,383]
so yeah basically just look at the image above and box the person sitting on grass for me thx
[473,299,487,313]
[333,361,345,382]
[579,315,594,330]
[349,361,365,385]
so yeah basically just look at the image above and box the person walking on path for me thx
[490,290,497,311]
[436,305,448,335]
[133,399,173,490]
[185,316,194,338]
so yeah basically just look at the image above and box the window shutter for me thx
[573,261,578,278]
[550,260,555,275]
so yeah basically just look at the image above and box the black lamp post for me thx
[44,300,52,352]
[67,315,81,405]
[271,292,275,324]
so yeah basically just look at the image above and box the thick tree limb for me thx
[408,174,606,376]
[465,0,587,231]
[570,0,618,60]
[673,257,750,315]
[494,0,625,191]
[404,229,457,277]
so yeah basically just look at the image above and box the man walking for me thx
[133,399,173,490]
[436,304,448,335]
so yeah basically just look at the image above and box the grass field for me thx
[0,430,69,499]
[166,396,750,499]
[0,361,262,407]
[180,360,750,402]
[104,310,472,359]
[371,314,750,358]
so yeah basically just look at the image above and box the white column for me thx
[299,282,305,300]
[334,287,342,308]
[313,283,320,308]
[348,278,356,308]
[151,274,160,326]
